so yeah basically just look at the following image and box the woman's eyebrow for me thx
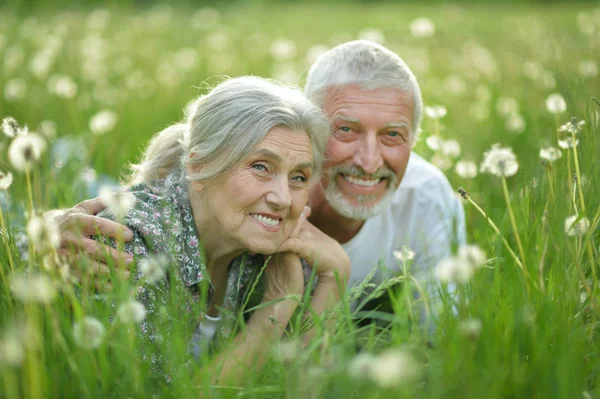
[252,148,313,170]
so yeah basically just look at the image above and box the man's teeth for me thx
[343,175,382,187]
[251,214,280,226]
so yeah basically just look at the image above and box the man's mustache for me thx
[326,164,397,183]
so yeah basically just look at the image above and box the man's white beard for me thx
[323,164,398,221]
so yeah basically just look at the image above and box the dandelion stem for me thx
[545,167,555,201]
[566,151,574,212]
[462,191,530,288]
[25,169,35,216]
[402,260,414,321]
[571,134,586,213]
[501,177,527,269]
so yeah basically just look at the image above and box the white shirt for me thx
[343,152,466,294]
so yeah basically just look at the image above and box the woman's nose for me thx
[265,175,292,209]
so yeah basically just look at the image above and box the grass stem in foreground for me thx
[501,177,527,269]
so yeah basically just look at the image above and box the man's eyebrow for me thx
[252,148,314,170]
[332,115,361,124]
[383,122,410,130]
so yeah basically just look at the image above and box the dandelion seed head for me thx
[393,245,415,262]
[8,132,47,172]
[424,105,447,120]
[564,215,590,237]
[459,318,483,340]
[425,134,443,151]
[0,170,13,190]
[410,17,435,38]
[0,332,23,367]
[89,110,117,135]
[347,352,376,380]
[579,60,598,78]
[139,254,169,284]
[370,349,422,388]
[117,300,147,324]
[505,113,526,134]
[270,38,297,61]
[27,214,60,252]
[559,118,585,135]
[454,160,478,179]
[2,116,19,138]
[557,137,579,149]
[10,273,57,304]
[496,97,519,116]
[457,245,487,268]
[545,93,567,114]
[4,78,27,101]
[539,147,562,163]
[480,144,519,177]
[38,120,58,140]
[358,28,385,44]
[430,154,453,171]
[48,74,78,99]
[99,187,136,219]
[435,256,474,284]
[440,139,461,158]
[73,317,106,350]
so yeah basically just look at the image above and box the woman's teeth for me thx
[343,175,382,187]
[251,214,280,226]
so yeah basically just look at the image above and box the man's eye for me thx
[388,131,400,137]
[339,126,352,133]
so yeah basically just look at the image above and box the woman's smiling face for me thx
[199,126,314,255]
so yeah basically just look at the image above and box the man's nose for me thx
[265,175,292,209]
[354,134,383,175]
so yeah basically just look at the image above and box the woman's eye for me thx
[252,164,267,172]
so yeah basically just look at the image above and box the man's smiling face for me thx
[320,84,414,220]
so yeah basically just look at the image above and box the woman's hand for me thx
[276,207,351,285]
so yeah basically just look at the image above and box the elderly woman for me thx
[90,76,350,383]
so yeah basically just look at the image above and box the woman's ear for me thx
[187,157,205,192]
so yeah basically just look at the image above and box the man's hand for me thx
[52,197,134,279]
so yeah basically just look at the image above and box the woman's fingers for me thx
[289,206,311,239]
[63,212,133,241]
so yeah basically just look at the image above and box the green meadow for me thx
[0,2,599,398]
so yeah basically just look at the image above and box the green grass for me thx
[0,2,599,398]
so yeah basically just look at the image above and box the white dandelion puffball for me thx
[558,137,579,149]
[139,254,169,284]
[539,147,562,163]
[8,132,47,172]
[0,170,13,190]
[27,214,61,252]
[496,97,519,117]
[431,154,453,171]
[369,349,422,388]
[73,317,106,350]
[435,256,474,285]
[459,318,483,340]
[457,245,487,268]
[455,160,478,179]
[441,139,461,158]
[99,187,136,219]
[480,144,519,177]
[579,60,598,78]
[48,74,78,99]
[564,215,590,237]
[358,28,385,44]
[0,333,24,367]
[10,273,57,304]
[424,105,447,120]
[117,300,147,324]
[347,352,376,380]
[559,119,585,135]
[425,134,443,151]
[4,78,27,101]
[505,113,526,134]
[410,17,435,38]
[270,38,297,61]
[89,110,117,135]
[545,93,567,114]
[393,245,415,262]
[2,116,19,138]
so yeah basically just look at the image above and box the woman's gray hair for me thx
[129,76,330,187]
[304,40,423,145]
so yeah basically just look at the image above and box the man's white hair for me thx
[304,40,423,145]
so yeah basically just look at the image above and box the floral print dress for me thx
[97,170,267,372]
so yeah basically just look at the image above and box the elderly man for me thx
[58,40,465,317]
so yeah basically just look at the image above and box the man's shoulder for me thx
[392,152,456,204]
